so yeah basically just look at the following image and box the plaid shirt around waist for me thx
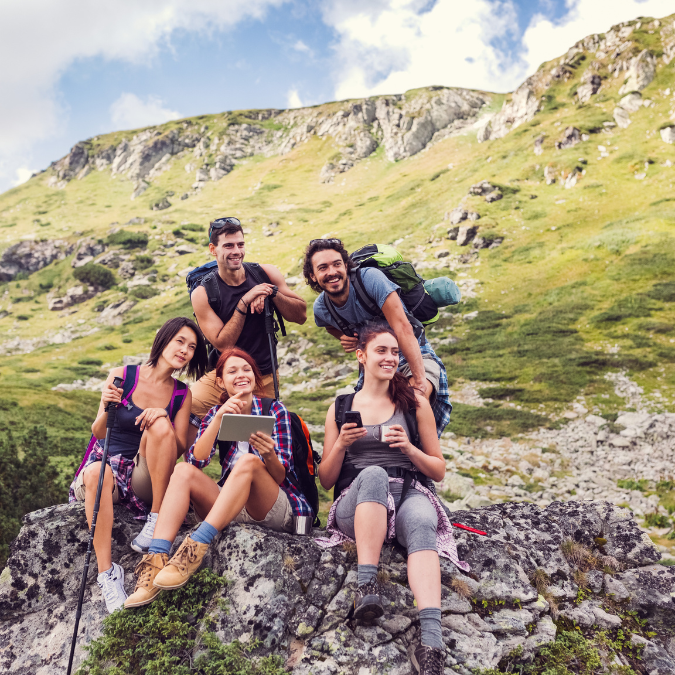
[186,396,312,517]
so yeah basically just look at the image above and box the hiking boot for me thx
[353,578,384,622]
[124,553,169,608]
[131,512,158,553]
[153,536,208,590]
[411,643,445,675]
[97,562,127,614]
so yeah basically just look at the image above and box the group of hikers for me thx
[68,216,461,675]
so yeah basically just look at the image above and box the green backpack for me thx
[348,243,460,327]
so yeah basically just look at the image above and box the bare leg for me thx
[407,550,441,610]
[83,462,115,574]
[153,463,220,543]
[353,502,387,565]
[203,454,279,531]
[138,417,177,513]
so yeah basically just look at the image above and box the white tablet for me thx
[217,413,275,443]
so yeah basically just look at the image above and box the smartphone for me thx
[344,411,363,428]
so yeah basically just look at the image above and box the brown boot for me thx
[153,536,208,590]
[124,553,168,608]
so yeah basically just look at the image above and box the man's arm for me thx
[260,264,307,324]
[380,293,428,393]
[192,285,247,351]
[325,326,358,352]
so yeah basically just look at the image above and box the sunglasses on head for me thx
[309,238,342,246]
[209,217,241,238]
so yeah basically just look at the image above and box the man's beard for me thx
[322,276,347,297]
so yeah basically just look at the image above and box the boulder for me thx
[0,500,670,674]
[619,92,643,113]
[448,208,468,225]
[71,238,106,268]
[619,50,657,95]
[660,126,675,144]
[613,106,631,129]
[0,240,74,281]
[118,261,136,279]
[47,285,101,310]
[469,180,495,196]
[53,142,89,181]
[485,190,503,203]
[555,127,581,150]
[576,73,602,103]
[97,299,137,326]
[457,224,479,246]
[151,198,171,211]
[533,134,545,155]
[447,227,459,241]
[484,84,539,141]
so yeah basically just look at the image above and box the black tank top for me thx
[214,270,272,374]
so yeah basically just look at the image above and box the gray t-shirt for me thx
[313,267,400,333]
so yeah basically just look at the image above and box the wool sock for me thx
[357,563,378,587]
[191,521,219,546]
[148,538,172,555]
[419,607,443,650]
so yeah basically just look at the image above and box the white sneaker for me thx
[131,512,158,553]
[97,563,127,613]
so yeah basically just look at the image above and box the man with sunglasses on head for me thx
[303,238,451,438]
[190,217,307,418]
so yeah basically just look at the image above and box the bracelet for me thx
[239,298,248,308]
[235,306,246,316]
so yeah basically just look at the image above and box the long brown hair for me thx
[215,348,265,403]
[357,321,418,413]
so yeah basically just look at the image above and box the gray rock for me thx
[53,142,89,181]
[613,106,632,129]
[604,575,630,601]
[131,181,149,200]
[482,84,539,141]
[97,299,137,326]
[592,606,621,628]
[619,92,643,113]
[619,49,657,95]
[555,126,581,150]
[631,635,675,675]
[71,238,106,268]
[615,565,675,633]
[467,211,480,221]
[661,126,675,144]
[533,134,545,155]
[447,227,459,241]
[118,261,136,279]
[586,570,604,594]
[576,73,602,103]
[151,198,171,211]
[485,190,503,203]
[449,208,468,225]
[484,609,533,635]
[47,285,101,310]
[468,180,495,196]
[0,239,74,281]
[457,225,479,246]
[522,615,556,655]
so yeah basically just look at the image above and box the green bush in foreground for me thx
[78,569,286,675]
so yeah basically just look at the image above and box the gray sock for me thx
[357,564,378,587]
[419,607,443,650]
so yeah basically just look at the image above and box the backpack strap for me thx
[246,262,287,337]
[120,364,139,407]
[334,393,356,429]
[403,407,421,449]
[168,379,189,421]
[201,270,221,311]
[350,268,383,318]
[260,397,274,416]
[323,295,355,337]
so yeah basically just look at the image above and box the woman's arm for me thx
[91,368,125,439]
[171,389,193,456]
[318,403,367,490]
[191,392,246,462]
[250,403,291,485]
[384,396,445,482]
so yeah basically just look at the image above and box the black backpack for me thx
[186,261,286,368]
[218,398,322,526]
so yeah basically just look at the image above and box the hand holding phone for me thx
[338,410,366,449]
[344,411,363,428]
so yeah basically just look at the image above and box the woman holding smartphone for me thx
[318,321,467,675]
[124,347,312,608]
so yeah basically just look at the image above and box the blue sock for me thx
[419,607,443,650]
[191,521,219,546]
[148,538,172,555]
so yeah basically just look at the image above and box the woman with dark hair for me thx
[317,322,468,675]
[124,347,312,608]
[69,317,207,613]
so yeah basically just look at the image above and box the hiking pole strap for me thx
[66,376,122,675]
[264,298,280,399]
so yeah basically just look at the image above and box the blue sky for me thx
[0,0,673,193]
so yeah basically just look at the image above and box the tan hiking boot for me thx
[124,553,168,608]
[153,536,208,590]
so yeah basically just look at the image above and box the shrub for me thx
[647,281,675,302]
[134,254,154,271]
[129,286,160,300]
[638,321,673,333]
[78,358,103,366]
[644,513,671,528]
[107,231,149,249]
[73,263,116,289]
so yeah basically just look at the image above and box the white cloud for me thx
[292,39,313,55]
[287,88,304,108]
[323,0,675,101]
[0,0,287,190]
[11,167,36,187]
[110,93,181,130]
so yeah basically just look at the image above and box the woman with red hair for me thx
[124,348,312,608]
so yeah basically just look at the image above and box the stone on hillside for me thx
[151,198,171,211]
[118,261,135,279]
[131,181,149,200]
[476,119,492,143]
[175,245,197,255]
[660,126,675,144]
[620,92,643,113]
[555,126,581,150]
[47,285,100,311]
[485,190,503,203]
[533,134,545,155]
[544,166,556,185]
[95,251,122,268]
[576,72,602,103]
[469,180,495,196]
[613,106,631,128]
[457,224,478,246]
[614,565,675,633]
[195,168,209,182]
[0,239,74,281]
[631,635,675,675]
[54,142,89,181]
[484,84,539,141]
[71,238,106,268]
[449,207,468,225]
[98,299,136,326]
[447,226,459,240]
[619,49,657,95]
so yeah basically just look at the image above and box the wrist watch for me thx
[270,285,278,299]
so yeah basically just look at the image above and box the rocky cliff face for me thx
[1,501,674,674]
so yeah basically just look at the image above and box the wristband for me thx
[235,306,246,316]
[239,298,248,308]
[270,285,278,299]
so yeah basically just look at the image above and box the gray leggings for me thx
[335,465,438,555]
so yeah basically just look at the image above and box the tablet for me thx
[217,413,275,443]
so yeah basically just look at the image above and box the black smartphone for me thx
[344,411,363,428]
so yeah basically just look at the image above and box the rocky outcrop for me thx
[1,500,672,674]
[555,126,581,150]
[97,299,137,326]
[661,125,675,144]
[576,71,602,103]
[0,239,74,281]
[619,49,657,95]
[47,285,102,311]
[71,238,106,268]
[478,82,540,142]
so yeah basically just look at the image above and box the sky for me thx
[0,0,673,193]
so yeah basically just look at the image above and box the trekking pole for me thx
[66,376,123,675]
[263,296,280,399]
